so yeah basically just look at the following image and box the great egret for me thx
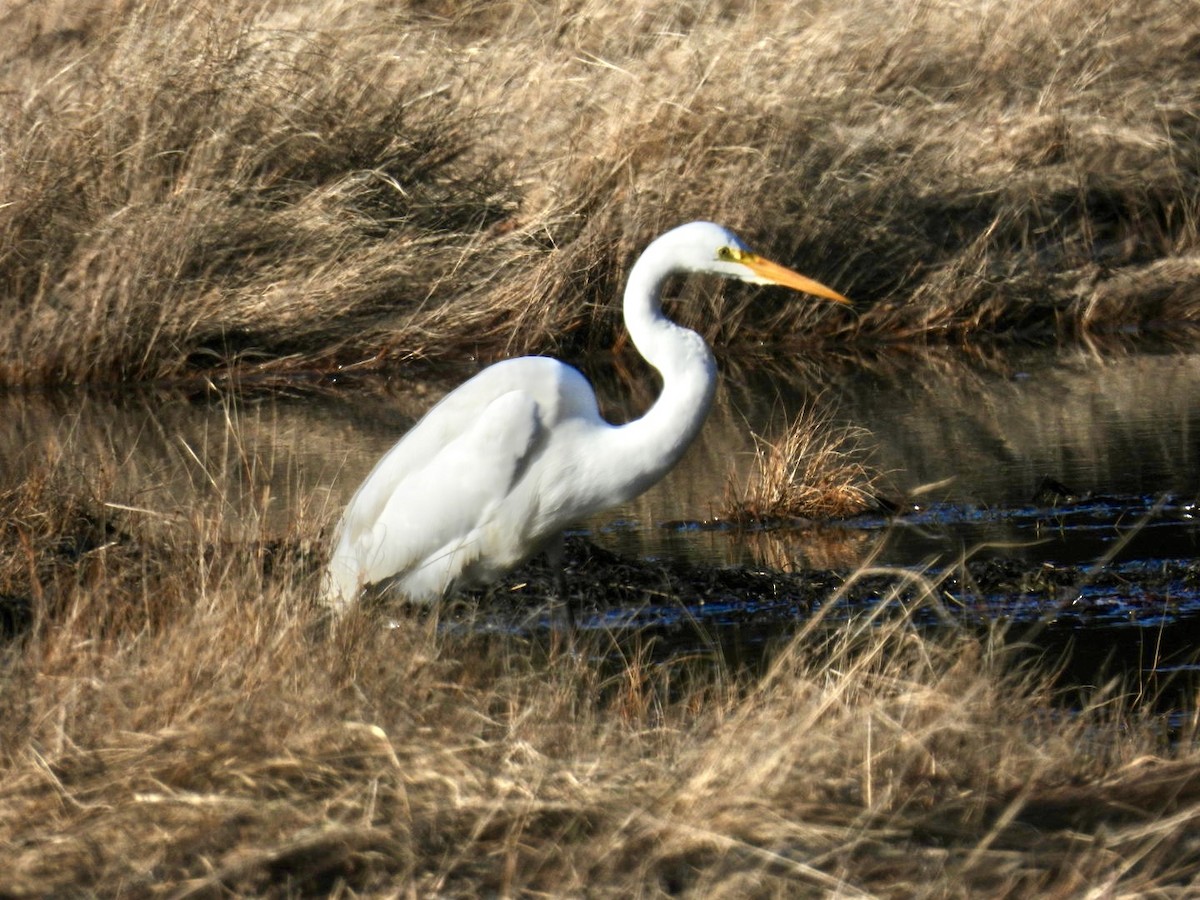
[323,221,849,610]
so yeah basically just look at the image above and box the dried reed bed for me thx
[1,0,1198,385]
[1,456,1199,896]
[4,4,1199,893]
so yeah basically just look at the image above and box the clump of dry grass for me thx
[2,451,1199,895]
[0,448,134,634]
[723,399,880,524]
[0,2,530,384]
[2,0,1199,385]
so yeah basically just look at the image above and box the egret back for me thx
[322,357,598,606]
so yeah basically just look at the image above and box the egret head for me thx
[664,221,851,305]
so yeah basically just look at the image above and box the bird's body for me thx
[323,222,848,610]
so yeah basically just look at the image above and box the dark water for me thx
[595,345,1200,571]
[4,343,1200,571]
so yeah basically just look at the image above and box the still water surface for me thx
[603,343,1200,572]
[3,344,1199,573]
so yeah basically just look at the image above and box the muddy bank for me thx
[437,529,1200,705]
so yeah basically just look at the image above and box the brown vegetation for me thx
[4,2,1200,895]
[2,456,1200,896]
[1,0,1198,385]
[722,397,880,524]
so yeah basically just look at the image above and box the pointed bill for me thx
[742,254,851,305]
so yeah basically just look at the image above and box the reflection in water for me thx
[2,345,1200,571]
[600,344,1200,570]
[826,345,1200,504]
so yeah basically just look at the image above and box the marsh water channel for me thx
[6,343,1200,700]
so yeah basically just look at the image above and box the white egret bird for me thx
[323,221,849,611]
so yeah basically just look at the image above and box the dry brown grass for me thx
[1,450,1199,896]
[4,5,1200,893]
[722,398,880,524]
[1,0,1198,385]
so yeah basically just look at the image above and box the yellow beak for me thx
[742,254,851,305]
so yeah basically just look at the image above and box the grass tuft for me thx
[722,398,880,524]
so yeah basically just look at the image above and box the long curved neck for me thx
[610,246,718,501]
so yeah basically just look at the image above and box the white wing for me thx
[323,357,597,608]
[325,389,544,605]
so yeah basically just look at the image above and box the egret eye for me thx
[716,246,737,262]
